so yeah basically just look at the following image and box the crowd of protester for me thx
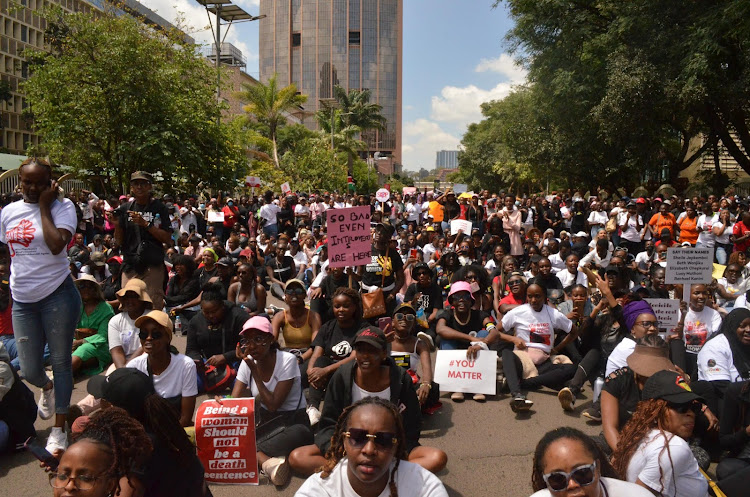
[6,158,750,495]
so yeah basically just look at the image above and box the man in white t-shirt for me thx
[179,200,201,234]
[259,198,281,237]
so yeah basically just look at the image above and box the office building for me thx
[436,149,458,169]
[259,0,402,174]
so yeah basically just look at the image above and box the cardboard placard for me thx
[665,247,714,301]
[281,182,291,195]
[207,211,225,223]
[245,176,261,188]
[453,183,468,194]
[644,298,681,328]
[433,350,497,395]
[402,187,417,196]
[327,206,372,268]
[375,188,390,203]
[196,398,258,485]
[450,219,473,235]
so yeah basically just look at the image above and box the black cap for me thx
[376,222,395,238]
[605,265,622,276]
[216,257,233,267]
[130,171,153,183]
[87,368,155,419]
[641,370,704,404]
[354,327,387,351]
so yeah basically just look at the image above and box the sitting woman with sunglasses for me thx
[611,370,709,497]
[497,271,527,318]
[272,279,321,382]
[295,397,448,497]
[229,316,313,487]
[127,310,197,426]
[530,427,651,497]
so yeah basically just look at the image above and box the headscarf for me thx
[203,247,218,262]
[622,299,655,333]
[712,307,750,380]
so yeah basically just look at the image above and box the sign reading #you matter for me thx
[327,206,372,268]
[665,247,713,285]
[434,350,497,395]
[196,398,258,485]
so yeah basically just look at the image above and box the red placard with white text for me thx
[196,398,258,485]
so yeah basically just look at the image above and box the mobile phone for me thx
[409,249,418,259]
[469,281,480,294]
[25,437,59,471]
[378,317,392,331]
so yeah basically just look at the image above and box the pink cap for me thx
[241,316,272,335]
[448,281,475,300]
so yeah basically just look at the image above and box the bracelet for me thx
[420,382,432,389]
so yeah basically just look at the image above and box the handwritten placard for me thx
[644,298,680,328]
[434,350,497,395]
[450,219,473,235]
[453,183,468,194]
[207,211,225,223]
[281,182,291,195]
[244,176,261,188]
[327,206,372,268]
[665,247,713,285]
[196,398,258,485]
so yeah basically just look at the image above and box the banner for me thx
[665,247,713,285]
[402,187,417,196]
[434,350,497,395]
[453,183,468,194]
[450,219,473,235]
[244,176,261,188]
[196,398,258,485]
[327,207,372,268]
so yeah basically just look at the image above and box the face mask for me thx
[199,204,205,209]
[227,201,234,207]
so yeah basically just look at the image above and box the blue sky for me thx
[138,0,524,172]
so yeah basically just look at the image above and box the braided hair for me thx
[320,397,408,497]
[333,286,363,321]
[74,406,153,495]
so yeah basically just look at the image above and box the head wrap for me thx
[622,299,655,333]
[203,247,218,262]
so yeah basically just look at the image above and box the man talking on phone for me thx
[112,171,171,310]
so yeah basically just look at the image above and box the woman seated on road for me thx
[164,255,201,321]
[127,310,197,426]
[529,427,652,497]
[309,265,360,323]
[605,298,660,376]
[289,328,447,478]
[295,397,449,497]
[71,275,115,376]
[228,316,313,487]
[716,380,750,497]
[496,271,528,318]
[227,262,266,317]
[435,281,497,402]
[611,370,709,497]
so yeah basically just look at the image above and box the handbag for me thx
[201,327,237,393]
[605,216,617,233]
[255,380,307,445]
[362,247,388,319]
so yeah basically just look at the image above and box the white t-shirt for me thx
[696,214,717,247]
[0,198,77,302]
[580,249,612,269]
[617,212,644,242]
[295,458,449,497]
[294,204,311,217]
[635,250,656,272]
[179,207,199,233]
[406,202,420,222]
[697,334,743,382]
[287,250,309,267]
[235,350,303,412]
[127,353,198,398]
[548,253,566,273]
[259,203,281,225]
[587,210,609,238]
[530,477,653,497]
[683,307,723,354]
[108,310,148,358]
[556,269,588,288]
[714,221,734,245]
[606,337,636,376]
[501,304,573,353]
[626,429,708,497]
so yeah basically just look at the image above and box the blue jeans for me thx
[439,329,489,350]
[0,335,17,364]
[0,420,8,452]
[13,276,81,415]
[716,243,732,265]
[263,223,278,239]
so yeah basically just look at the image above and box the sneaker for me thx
[558,387,575,412]
[45,427,68,455]
[450,392,465,402]
[473,393,486,402]
[510,393,533,412]
[416,332,435,351]
[306,405,321,426]
[582,406,602,422]
[38,386,55,420]
[262,456,290,486]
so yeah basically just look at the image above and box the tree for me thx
[236,74,307,169]
[22,7,243,193]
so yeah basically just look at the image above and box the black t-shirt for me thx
[571,209,587,234]
[404,282,443,317]
[267,255,296,283]
[436,309,488,335]
[361,245,404,289]
[115,199,170,267]
[312,320,374,361]
[197,266,218,288]
[320,274,360,305]
[444,201,460,220]
[602,366,641,429]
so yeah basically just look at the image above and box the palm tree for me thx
[236,74,307,168]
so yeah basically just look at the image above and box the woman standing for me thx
[0,158,80,454]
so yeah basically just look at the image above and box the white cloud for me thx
[430,81,517,124]
[475,53,527,83]
[401,119,461,170]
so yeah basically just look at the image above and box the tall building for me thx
[436,149,458,169]
[0,0,189,155]
[259,0,402,174]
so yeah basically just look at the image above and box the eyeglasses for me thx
[344,428,398,449]
[614,246,629,253]
[394,313,415,322]
[508,280,524,286]
[240,335,269,346]
[139,330,163,340]
[49,472,108,490]
[285,287,306,296]
[668,401,702,414]
[633,320,660,329]
[542,462,597,492]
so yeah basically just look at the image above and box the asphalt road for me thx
[0,298,604,497]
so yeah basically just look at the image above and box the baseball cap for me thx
[393,302,416,316]
[627,344,675,378]
[636,197,646,204]
[130,171,153,182]
[239,248,252,258]
[134,310,174,335]
[241,315,272,335]
[641,370,704,404]
[574,231,588,238]
[216,257,233,267]
[354,328,387,351]
[90,252,106,266]
[87,368,155,419]
[626,201,637,208]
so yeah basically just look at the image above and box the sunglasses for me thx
[344,428,398,449]
[394,313,415,322]
[139,330,163,340]
[508,280,524,286]
[240,335,269,346]
[450,293,472,303]
[542,462,597,492]
[668,401,702,414]
[285,287,306,296]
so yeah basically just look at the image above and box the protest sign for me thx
[207,211,224,223]
[665,247,713,301]
[402,187,417,196]
[196,398,258,485]
[281,182,291,195]
[450,219,473,235]
[244,176,261,188]
[375,188,390,203]
[327,206,372,268]
[453,183,468,194]
[644,299,681,328]
[434,350,497,395]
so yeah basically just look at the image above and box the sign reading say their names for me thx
[327,206,372,268]
[434,350,497,395]
[644,299,681,328]
[196,398,258,485]
[665,247,713,285]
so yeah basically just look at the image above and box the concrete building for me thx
[436,149,458,169]
[0,0,188,155]
[259,0,402,175]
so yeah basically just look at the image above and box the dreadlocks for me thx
[320,397,408,497]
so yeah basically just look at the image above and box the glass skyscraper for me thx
[259,0,402,170]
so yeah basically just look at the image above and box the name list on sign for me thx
[665,247,714,285]
[327,206,372,268]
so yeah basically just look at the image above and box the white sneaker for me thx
[416,332,435,351]
[45,427,68,454]
[262,456,290,486]
[38,386,55,420]
[306,405,321,426]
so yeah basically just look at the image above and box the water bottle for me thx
[153,213,162,229]
[174,315,183,336]
[592,376,605,403]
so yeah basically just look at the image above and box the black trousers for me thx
[502,348,576,395]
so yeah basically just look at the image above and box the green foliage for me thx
[22,7,242,194]
[0,81,11,105]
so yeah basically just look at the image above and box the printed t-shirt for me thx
[683,307,722,354]
[501,304,572,354]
